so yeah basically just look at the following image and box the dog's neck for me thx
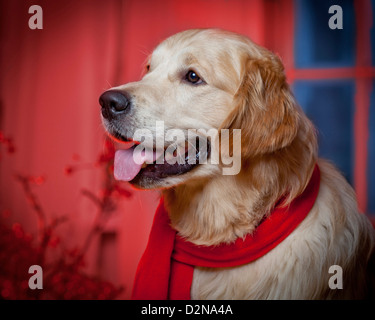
[163,174,265,246]
[163,131,317,246]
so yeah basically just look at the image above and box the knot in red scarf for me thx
[132,165,320,300]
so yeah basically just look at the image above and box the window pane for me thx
[372,0,375,66]
[293,80,355,184]
[294,0,355,68]
[368,81,375,214]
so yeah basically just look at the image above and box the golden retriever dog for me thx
[100,29,375,299]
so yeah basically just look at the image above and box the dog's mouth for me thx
[111,132,210,183]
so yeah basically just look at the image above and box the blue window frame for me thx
[293,0,375,216]
[368,82,375,213]
[293,80,355,184]
[294,0,356,68]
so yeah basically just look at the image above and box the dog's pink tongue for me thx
[114,149,142,181]
[114,148,162,181]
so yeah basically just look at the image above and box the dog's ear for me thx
[221,54,299,158]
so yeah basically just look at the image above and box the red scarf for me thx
[132,165,320,300]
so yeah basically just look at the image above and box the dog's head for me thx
[100,29,310,189]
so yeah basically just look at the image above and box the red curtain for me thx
[0,0,266,299]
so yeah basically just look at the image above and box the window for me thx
[266,0,375,216]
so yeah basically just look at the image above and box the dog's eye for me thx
[185,70,203,84]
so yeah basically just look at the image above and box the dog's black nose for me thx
[99,90,131,119]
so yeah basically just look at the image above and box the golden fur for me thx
[105,29,375,299]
